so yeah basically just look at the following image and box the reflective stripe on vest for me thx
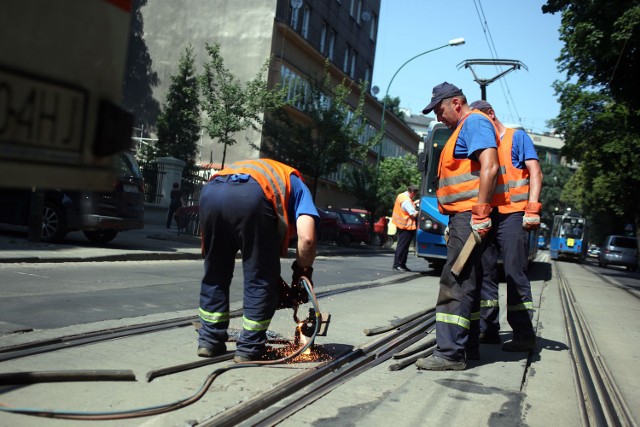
[391,192,417,230]
[242,315,271,331]
[435,312,470,330]
[498,128,531,213]
[199,308,230,324]
[507,301,533,312]
[436,111,510,214]
[480,299,499,308]
[213,159,300,256]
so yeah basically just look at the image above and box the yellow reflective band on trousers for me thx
[435,312,470,330]
[242,315,271,331]
[470,311,481,321]
[507,302,533,312]
[199,308,230,324]
[481,299,499,308]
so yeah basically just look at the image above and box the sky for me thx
[371,0,565,134]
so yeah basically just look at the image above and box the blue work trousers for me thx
[197,177,281,358]
[393,228,415,268]
[480,212,535,340]
[433,211,492,362]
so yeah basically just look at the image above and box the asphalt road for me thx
[0,252,433,331]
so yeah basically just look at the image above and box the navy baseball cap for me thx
[421,82,464,114]
[469,100,492,110]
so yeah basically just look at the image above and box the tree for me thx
[543,1,640,234]
[377,155,422,215]
[381,95,406,122]
[539,162,573,225]
[260,66,368,199]
[341,162,381,229]
[122,0,160,134]
[199,43,286,169]
[155,45,201,181]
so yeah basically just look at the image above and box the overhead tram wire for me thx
[472,0,523,125]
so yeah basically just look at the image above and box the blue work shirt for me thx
[453,113,498,160]
[215,173,318,224]
[510,129,539,169]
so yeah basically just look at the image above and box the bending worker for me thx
[391,184,419,272]
[197,159,318,363]
[469,100,543,352]
[415,82,509,371]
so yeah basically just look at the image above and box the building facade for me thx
[123,0,420,207]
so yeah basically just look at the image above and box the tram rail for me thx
[555,261,637,427]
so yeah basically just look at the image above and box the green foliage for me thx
[377,155,421,216]
[539,163,573,226]
[381,95,406,122]
[200,43,286,168]
[260,65,369,199]
[543,0,640,235]
[155,45,201,179]
[341,162,381,229]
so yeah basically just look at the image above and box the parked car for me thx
[338,208,392,247]
[0,152,144,244]
[321,208,370,247]
[598,235,638,271]
[587,244,600,258]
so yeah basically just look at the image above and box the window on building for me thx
[320,22,328,54]
[369,13,377,40]
[301,6,311,39]
[356,0,363,24]
[350,50,357,79]
[364,66,371,87]
[349,0,356,18]
[290,5,300,30]
[343,46,350,73]
[328,30,336,61]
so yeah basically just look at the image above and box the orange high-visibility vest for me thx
[498,128,530,214]
[213,159,301,256]
[391,192,417,230]
[436,111,510,215]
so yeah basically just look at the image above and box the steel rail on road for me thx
[200,308,437,426]
[0,275,418,363]
[555,262,636,427]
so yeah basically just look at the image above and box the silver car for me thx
[598,235,638,272]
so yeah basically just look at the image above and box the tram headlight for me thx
[419,211,445,235]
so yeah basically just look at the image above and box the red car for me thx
[318,208,370,247]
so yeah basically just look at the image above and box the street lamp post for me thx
[377,38,465,170]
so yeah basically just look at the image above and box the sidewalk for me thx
[0,223,393,264]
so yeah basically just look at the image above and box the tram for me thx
[549,210,588,261]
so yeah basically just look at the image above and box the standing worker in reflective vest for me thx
[197,159,319,362]
[415,82,509,371]
[469,100,543,353]
[391,185,419,272]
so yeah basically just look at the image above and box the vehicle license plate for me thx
[0,68,85,154]
[123,184,139,193]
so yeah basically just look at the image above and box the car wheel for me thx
[627,265,637,272]
[41,201,67,243]
[383,235,395,248]
[84,229,119,244]
[370,233,383,247]
[337,233,352,247]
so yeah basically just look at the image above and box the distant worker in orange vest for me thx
[469,100,543,353]
[197,159,319,363]
[391,185,419,272]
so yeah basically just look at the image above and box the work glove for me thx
[522,202,542,230]
[470,203,492,239]
[444,225,450,244]
[291,261,314,304]
[276,277,295,309]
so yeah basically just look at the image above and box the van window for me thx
[609,236,637,249]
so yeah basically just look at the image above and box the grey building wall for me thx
[137,0,278,166]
